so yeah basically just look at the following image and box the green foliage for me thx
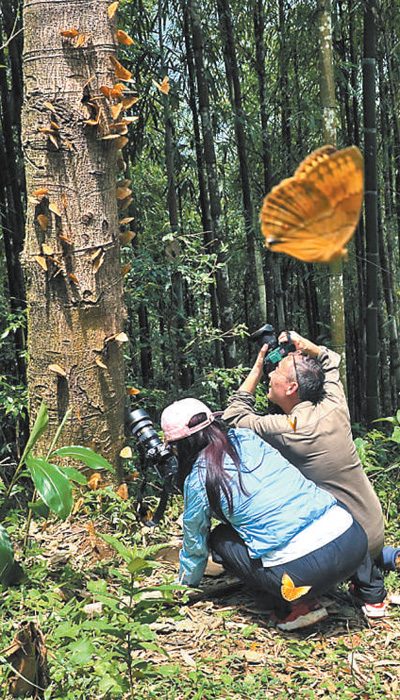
[0,402,115,588]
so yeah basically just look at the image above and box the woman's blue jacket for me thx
[179,428,336,585]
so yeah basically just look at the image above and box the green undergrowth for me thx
[1,424,400,699]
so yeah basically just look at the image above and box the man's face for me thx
[267,355,295,407]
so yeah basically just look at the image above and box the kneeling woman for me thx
[161,398,368,631]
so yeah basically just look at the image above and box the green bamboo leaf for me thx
[54,446,115,473]
[20,401,49,464]
[58,465,88,485]
[26,455,72,520]
[0,524,15,585]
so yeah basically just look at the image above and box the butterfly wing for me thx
[281,572,312,602]
[260,146,364,263]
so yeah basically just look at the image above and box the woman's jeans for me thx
[210,518,368,614]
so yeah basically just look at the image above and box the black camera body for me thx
[251,323,296,377]
[126,408,178,526]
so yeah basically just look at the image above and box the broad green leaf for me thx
[96,532,135,563]
[67,638,96,665]
[354,437,367,464]
[0,523,15,585]
[58,465,88,485]
[54,446,115,473]
[26,455,72,520]
[29,499,50,518]
[128,556,155,575]
[373,416,397,425]
[391,426,400,444]
[397,409,400,425]
[20,401,48,464]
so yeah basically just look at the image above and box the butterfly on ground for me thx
[260,145,364,263]
[281,572,311,602]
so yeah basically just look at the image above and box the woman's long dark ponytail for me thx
[172,415,247,521]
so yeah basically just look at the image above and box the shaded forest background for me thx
[1,0,399,459]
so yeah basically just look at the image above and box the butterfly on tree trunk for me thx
[260,145,364,263]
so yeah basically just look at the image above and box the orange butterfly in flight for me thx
[281,572,311,602]
[260,145,364,263]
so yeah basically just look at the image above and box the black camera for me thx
[251,323,296,377]
[126,408,178,526]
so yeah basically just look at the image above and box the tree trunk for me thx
[363,0,379,423]
[317,0,347,394]
[182,0,222,370]
[21,0,126,470]
[158,5,191,390]
[216,0,266,330]
[188,0,236,368]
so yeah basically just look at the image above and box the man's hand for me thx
[238,343,268,395]
[278,331,320,358]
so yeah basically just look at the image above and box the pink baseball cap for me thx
[161,398,218,442]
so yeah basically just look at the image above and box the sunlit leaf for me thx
[28,499,50,518]
[119,216,134,225]
[55,446,115,473]
[33,188,49,196]
[0,524,15,587]
[42,244,53,256]
[20,401,49,463]
[58,466,88,485]
[26,455,73,520]
[120,446,132,458]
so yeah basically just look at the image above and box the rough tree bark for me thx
[21,0,128,470]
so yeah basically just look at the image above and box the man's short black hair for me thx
[293,353,326,404]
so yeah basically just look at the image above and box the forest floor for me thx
[4,510,399,700]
